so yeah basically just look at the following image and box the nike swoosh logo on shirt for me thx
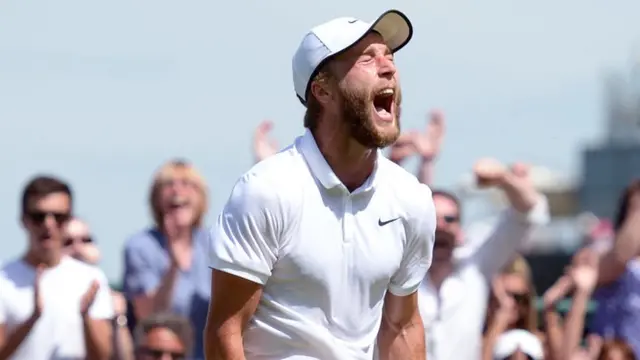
[378,217,400,226]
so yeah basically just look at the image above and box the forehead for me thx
[27,192,71,210]
[433,194,459,214]
[144,327,184,350]
[501,274,528,291]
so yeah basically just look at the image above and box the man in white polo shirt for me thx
[205,9,435,360]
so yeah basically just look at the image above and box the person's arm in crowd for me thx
[82,277,115,360]
[597,191,640,285]
[542,275,573,360]
[561,249,599,360]
[377,184,435,360]
[0,266,43,360]
[111,292,134,360]
[124,218,193,320]
[472,159,549,278]
[204,173,286,359]
[388,110,445,185]
[481,277,517,360]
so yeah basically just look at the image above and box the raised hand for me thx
[491,276,518,325]
[473,158,508,188]
[80,280,100,316]
[570,248,599,293]
[253,120,279,163]
[164,214,192,271]
[542,275,572,309]
[32,265,45,318]
[413,110,445,160]
[388,132,417,164]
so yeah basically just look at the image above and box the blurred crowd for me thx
[1,111,639,360]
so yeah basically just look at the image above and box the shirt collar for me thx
[297,130,381,193]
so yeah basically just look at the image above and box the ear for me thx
[20,214,28,229]
[309,78,333,106]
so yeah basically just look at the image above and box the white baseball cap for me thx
[292,9,413,106]
[493,329,544,360]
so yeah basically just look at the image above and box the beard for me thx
[336,83,402,149]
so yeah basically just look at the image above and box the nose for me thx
[376,55,396,79]
[44,214,58,229]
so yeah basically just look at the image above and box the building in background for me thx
[580,64,640,219]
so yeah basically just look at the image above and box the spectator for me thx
[483,256,541,360]
[63,217,134,360]
[133,313,193,360]
[0,175,114,359]
[63,217,101,264]
[590,180,640,357]
[123,159,210,359]
[596,339,636,360]
[417,159,549,360]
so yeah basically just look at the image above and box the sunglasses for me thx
[64,236,93,247]
[25,210,71,225]
[139,347,185,360]
[507,292,530,305]
[442,215,459,224]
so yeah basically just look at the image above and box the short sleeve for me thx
[89,270,115,320]
[122,241,161,297]
[209,174,283,285]
[389,184,436,297]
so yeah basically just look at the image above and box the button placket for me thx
[343,195,354,243]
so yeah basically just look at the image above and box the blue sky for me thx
[1,0,640,281]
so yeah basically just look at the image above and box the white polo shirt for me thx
[209,130,436,360]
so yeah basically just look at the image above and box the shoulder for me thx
[0,259,29,284]
[60,257,108,281]
[226,145,306,212]
[124,228,162,252]
[379,157,435,214]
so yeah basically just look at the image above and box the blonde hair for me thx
[149,159,208,228]
[502,255,539,331]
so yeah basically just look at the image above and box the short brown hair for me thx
[134,312,194,356]
[21,175,72,214]
[598,339,635,360]
[303,68,332,131]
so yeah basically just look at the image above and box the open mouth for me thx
[372,88,395,120]
[168,196,191,210]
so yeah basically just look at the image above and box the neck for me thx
[313,121,377,192]
[428,259,455,289]
[23,249,61,268]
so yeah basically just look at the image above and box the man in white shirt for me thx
[418,160,550,360]
[0,176,114,360]
[205,9,435,360]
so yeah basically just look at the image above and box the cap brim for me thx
[298,9,413,105]
[370,9,413,54]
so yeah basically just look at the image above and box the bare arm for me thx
[376,291,425,360]
[598,209,640,285]
[542,275,573,360]
[83,318,113,360]
[0,317,38,360]
[204,270,263,360]
[561,249,598,360]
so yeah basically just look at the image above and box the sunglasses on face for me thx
[64,236,93,247]
[442,215,460,224]
[139,347,185,360]
[25,210,71,225]
[507,292,530,305]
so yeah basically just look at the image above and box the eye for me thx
[386,54,394,62]
[359,54,374,63]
